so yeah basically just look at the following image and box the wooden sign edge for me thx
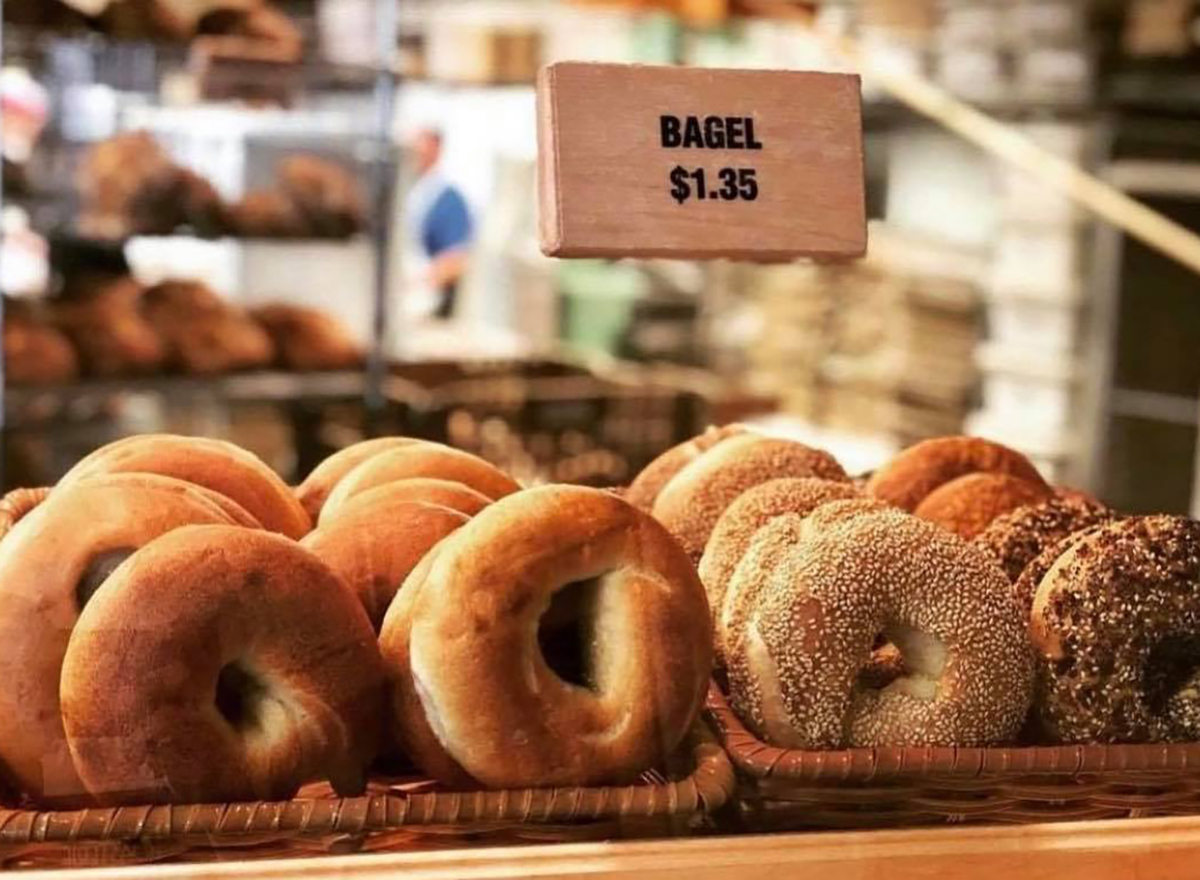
[536,61,868,262]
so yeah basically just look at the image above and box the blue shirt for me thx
[420,185,472,259]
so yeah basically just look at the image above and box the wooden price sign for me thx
[537,62,866,261]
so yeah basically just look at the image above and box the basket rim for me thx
[705,684,1200,782]
[0,723,734,846]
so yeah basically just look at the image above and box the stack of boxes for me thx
[736,225,986,448]
[933,0,1093,105]
[967,122,1092,482]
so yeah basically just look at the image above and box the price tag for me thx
[537,62,866,261]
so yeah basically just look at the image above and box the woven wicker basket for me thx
[706,685,1200,830]
[0,490,734,867]
[0,730,734,869]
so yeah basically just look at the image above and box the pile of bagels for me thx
[2,424,1198,811]
[0,434,710,808]
[629,426,1200,751]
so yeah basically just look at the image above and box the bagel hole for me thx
[216,663,268,730]
[1144,635,1200,717]
[76,548,135,611]
[856,627,946,700]
[537,575,603,692]
[857,639,905,691]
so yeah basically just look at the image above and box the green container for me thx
[558,261,647,356]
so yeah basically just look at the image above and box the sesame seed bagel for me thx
[726,502,1033,749]
[319,444,519,525]
[867,436,1048,513]
[0,474,249,805]
[59,434,310,538]
[295,437,421,521]
[913,472,1054,540]
[380,485,711,788]
[1029,516,1200,744]
[976,495,1112,584]
[322,478,491,526]
[625,424,747,510]
[302,499,470,630]
[721,499,887,690]
[60,526,384,806]
[652,434,849,562]
[698,477,860,662]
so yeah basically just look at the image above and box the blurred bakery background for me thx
[1,0,1198,516]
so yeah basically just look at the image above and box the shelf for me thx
[56,817,1200,879]
[4,370,369,420]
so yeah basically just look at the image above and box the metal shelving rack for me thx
[0,1,402,484]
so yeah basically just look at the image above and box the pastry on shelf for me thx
[52,276,166,377]
[141,280,274,375]
[3,297,79,386]
[225,189,309,238]
[277,155,367,238]
[250,303,362,371]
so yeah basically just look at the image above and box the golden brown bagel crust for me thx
[1029,516,1200,744]
[726,501,1033,749]
[60,526,385,806]
[295,437,419,521]
[975,495,1112,584]
[379,542,474,786]
[698,477,860,661]
[625,424,746,510]
[652,433,849,561]
[60,434,310,538]
[73,472,264,531]
[302,499,469,629]
[322,478,490,526]
[913,472,1053,540]
[384,485,712,788]
[866,436,1048,512]
[319,445,519,524]
[0,475,242,805]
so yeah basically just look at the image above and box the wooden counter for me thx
[35,816,1200,880]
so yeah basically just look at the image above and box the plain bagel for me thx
[319,444,519,525]
[303,498,471,630]
[295,437,420,521]
[381,485,712,788]
[59,434,309,538]
[60,526,385,805]
[0,474,249,805]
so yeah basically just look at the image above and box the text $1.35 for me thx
[669,166,759,205]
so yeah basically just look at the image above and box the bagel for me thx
[913,472,1053,540]
[725,501,1033,748]
[698,477,860,661]
[0,474,248,805]
[60,434,310,538]
[321,478,491,526]
[721,499,886,682]
[625,424,746,510]
[1029,516,1200,743]
[302,499,470,629]
[295,437,420,521]
[867,436,1048,513]
[976,495,1112,584]
[319,444,519,525]
[651,433,849,561]
[60,526,384,805]
[380,485,711,788]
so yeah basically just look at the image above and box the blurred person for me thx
[403,128,473,320]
